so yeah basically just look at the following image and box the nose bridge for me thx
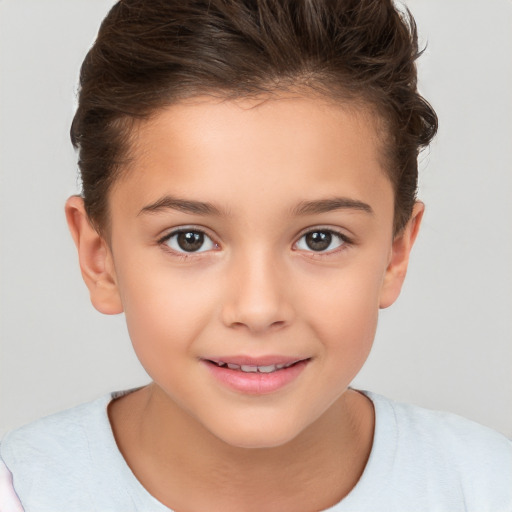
[221,244,292,333]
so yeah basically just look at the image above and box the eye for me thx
[162,229,217,253]
[295,229,347,253]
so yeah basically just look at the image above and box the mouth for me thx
[202,356,311,394]
[205,359,304,374]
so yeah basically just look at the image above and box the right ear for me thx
[65,196,123,315]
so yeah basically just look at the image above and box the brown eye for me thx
[305,231,331,251]
[177,231,204,252]
[164,229,216,253]
[296,230,346,253]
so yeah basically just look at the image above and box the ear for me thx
[65,196,123,315]
[379,202,424,309]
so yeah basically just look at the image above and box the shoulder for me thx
[366,391,512,511]
[381,393,512,463]
[0,393,114,511]
[0,389,139,468]
[1,394,111,466]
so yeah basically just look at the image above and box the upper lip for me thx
[203,355,310,367]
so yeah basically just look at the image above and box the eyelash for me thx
[294,227,353,258]
[157,226,353,260]
[157,227,218,261]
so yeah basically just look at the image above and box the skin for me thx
[66,94,423,511]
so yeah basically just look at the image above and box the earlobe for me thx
[379,202,424,309]
[65,196,123,315]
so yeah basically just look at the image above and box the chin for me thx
[208,416,308,450]
[219,431,299,450]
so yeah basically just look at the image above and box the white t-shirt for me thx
[1,389,511,512]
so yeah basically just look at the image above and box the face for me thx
[88,95,407,448]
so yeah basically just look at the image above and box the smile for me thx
[203,357,311,394]
[208,360,298,373]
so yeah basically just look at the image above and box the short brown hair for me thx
[71,0,437,234]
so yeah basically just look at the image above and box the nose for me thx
[220,249,294,334]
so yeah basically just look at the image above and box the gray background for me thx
[1,0,511,437]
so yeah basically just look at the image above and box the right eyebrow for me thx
[138,195,227,217]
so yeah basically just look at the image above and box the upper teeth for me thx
[214,361,296,373]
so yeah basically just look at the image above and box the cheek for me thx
[312,289,378,358]
[115,260,220,370]
[296,257,385,359]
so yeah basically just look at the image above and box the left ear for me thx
[379,202,424,309]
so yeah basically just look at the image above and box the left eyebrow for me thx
[292,197,374,216]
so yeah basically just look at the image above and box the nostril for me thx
[220,286,294,332]
[228,319,287,332]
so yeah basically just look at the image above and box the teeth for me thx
[258,365,277,373]
[212,360,302,372]
[241,365,258,373]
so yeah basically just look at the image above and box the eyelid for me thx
[156,224,353,259]
[157,225,216,243]
[157,225,220,256]
[293,226,353,254]
[295,225,353,242]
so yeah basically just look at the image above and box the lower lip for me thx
[203,360,309,395]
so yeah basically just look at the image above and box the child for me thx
[1,0,511,510]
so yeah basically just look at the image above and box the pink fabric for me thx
[0,460,23,512]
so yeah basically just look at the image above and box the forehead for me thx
[110,94,393,221]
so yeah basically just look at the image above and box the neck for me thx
[109,384,374,512]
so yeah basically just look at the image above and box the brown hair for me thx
[71,0,437,235]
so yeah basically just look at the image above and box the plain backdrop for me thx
[0,0,511,438]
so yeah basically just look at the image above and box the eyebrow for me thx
[292,197,374,216]
[138,195,226,217]
[138,195,373,218]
